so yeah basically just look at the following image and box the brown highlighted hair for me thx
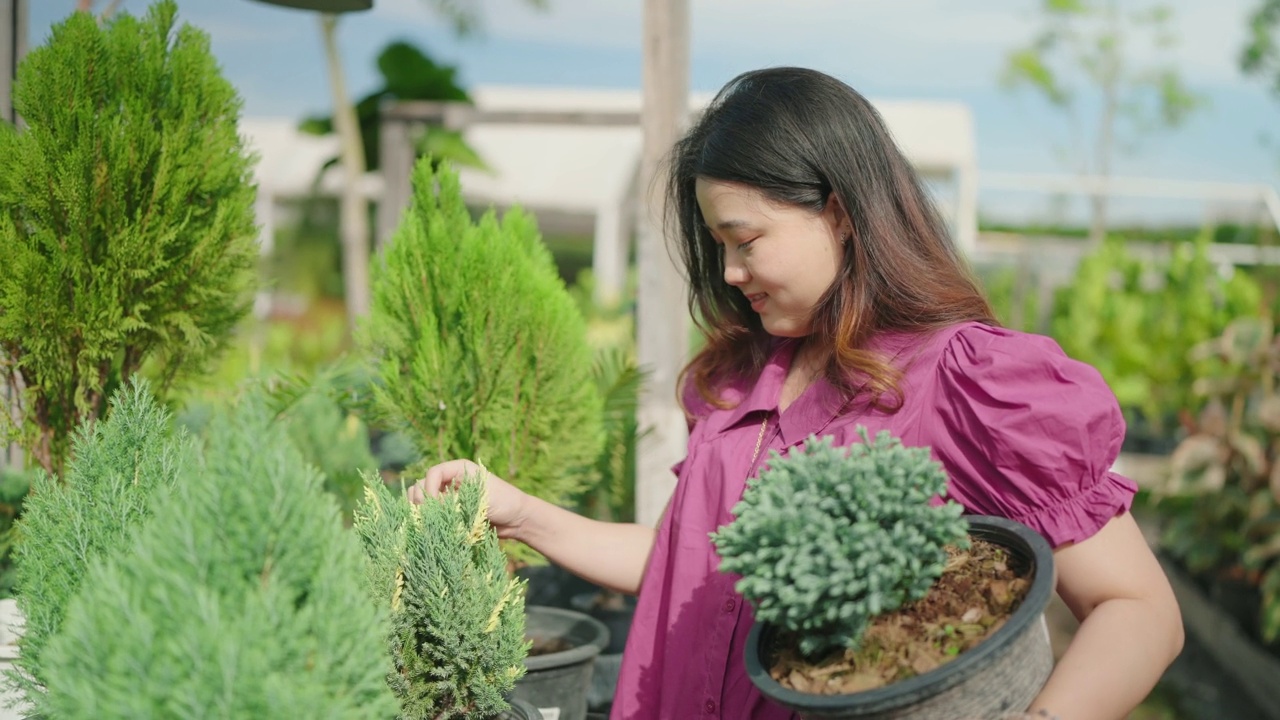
[669,67,997,414]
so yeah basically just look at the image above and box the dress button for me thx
[723,598,736,613]
[704,699,717,714]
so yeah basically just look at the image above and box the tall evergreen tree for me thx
[361,160,603,511]
[0,0,259,475]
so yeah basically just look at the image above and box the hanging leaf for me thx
[1198,398,1230,437]
[1230,432,1269,480]
[1223,317,1272,364]
[1167,434,1226,493]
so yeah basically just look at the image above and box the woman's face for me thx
[695,178,847,338]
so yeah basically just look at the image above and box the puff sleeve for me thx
[927,324,1138,547]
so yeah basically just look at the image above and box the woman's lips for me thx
[747,293,767,312]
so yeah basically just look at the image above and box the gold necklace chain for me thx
[748,416,770,469]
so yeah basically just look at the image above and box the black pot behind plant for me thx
[513,605,610,720]
[570,589,637,713]
[498,697,544,720]
[744,516,1056,720]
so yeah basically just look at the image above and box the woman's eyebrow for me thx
[712,219,759,232]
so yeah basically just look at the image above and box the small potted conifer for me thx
[359,159,608,720]
[354,472,535,720]
[712,431,1055,720]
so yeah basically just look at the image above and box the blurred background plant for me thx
[1048,231,1263,449]
[1159,316,1280,646]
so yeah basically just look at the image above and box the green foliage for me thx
[1051,234,1261,435]
[577,348,647,524]
[0,0,259,475]
[711,431,970,659]
[0,468,31,597]
[1159,317,1280,642]
[300,41,481,173]
[36,390,397,719]
[977,264,1042,333]
[275,375,379,521]
[354,474,527,719]
[7,379,193,714]
[1000,0,1205,187]
[1242,0,1280,99]
[361,160,604,510]
[566,269,647,524]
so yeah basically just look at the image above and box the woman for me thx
[411,67,1183,720]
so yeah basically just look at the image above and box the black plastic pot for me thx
[570,590,636,655]
[497,697,544,720]
[513,605,610,720]
[745,515,1056,720]
[569,591,635,713]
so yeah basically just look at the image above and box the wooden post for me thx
[1,0,24,472]
[634,0,689,528]
[319,13,371,321]
[376,109,416,251]
[1,0,26,127]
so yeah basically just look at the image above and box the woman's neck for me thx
[779,338,824,412]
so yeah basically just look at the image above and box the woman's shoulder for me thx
[932,322,1107,389]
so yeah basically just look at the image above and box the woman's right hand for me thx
[407,459,530,540]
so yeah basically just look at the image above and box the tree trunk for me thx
[319,13,370,323]
[1089,0,1121,246]
[634,0,690,528]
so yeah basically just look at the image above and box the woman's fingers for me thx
[409,459,483,504]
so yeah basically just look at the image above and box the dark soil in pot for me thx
[766,538,1031,695]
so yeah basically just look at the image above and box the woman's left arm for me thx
[1027,511,1184,720]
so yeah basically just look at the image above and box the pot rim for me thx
[523,605,610,671]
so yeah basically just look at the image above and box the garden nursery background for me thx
[2,0,1280,719]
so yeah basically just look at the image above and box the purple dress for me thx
[609,322,1137,719]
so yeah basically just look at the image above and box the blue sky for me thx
[27,0,1280,223]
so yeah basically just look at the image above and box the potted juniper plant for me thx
[711,431,1055,720]
[353,472,537,720]
[358,159,608,720]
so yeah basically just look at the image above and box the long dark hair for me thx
[670,67,997,413]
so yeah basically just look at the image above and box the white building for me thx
[240,84,979,304]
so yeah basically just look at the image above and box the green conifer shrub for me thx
[34,391,397,719]
[711,431,970,659]
[354,473,527,719]
[7,380,193,713]
[360,160,604,511]
[0,0,259,476]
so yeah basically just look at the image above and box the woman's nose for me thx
[723,257,749,286]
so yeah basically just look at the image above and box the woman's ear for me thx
[826,192,852,241]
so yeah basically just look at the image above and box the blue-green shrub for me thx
[712,431,969,659]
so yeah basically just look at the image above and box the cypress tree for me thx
[7,380,192,714]
[360,160,604,511]
[0,0,259,476]
[36,391,397,719]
